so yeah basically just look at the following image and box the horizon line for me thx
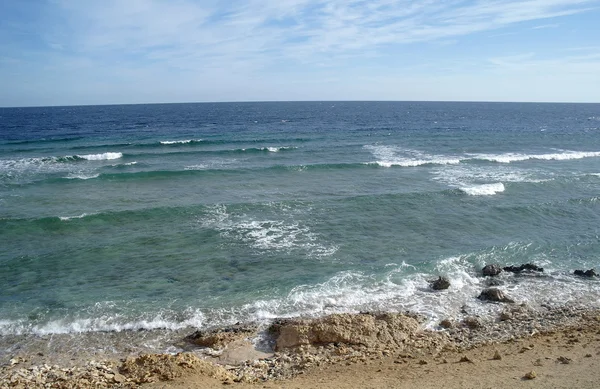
[1,99,599,109]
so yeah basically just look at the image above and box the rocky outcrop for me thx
[268,313,422,351]
[478,288,515,303]
[185,324,256,349]
[430,276,451,290]
[503,263,543,273]
[120,353,234,384]
[482,264,502,276]
[574,269,598,277]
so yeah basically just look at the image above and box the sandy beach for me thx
[3,304,600,389]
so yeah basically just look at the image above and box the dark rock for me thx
[503,263,543,273]
[574,269,598,277]
[478,288,515,303]
[430,276,451,290]
[482,264,502,277]
[439,318,455,329]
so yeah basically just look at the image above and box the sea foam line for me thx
[459,182,505,196]
[76,152,123,161]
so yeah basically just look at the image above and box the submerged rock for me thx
[482,264,502,277]
[430,276,451,290]
[503,263,543,273]
[574,269,598,277]
[478,288,515,303]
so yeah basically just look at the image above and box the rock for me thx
[574,269,598,277]
[482,264,502,276]
[556,356,572,364]
[186,324,257,349]
[430,276,451,290]
[268,313,422,351]
[524,370,537,380]
[439,318,455,329]
[458,356,474,363]
[493,351,502,360]
[503,263,543,273]
[462,316,481,329]
[478,288,515,303]
[113,373,126,383]
[119,353,234,384]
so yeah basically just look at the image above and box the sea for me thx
[2,101,600,359]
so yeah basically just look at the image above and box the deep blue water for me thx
[2,101,600,345]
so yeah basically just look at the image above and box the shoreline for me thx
[3,303,600,388]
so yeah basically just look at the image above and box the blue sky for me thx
[1,0,599,106]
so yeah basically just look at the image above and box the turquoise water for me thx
[2,102,600,342]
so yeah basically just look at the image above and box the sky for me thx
[1,0,600,107]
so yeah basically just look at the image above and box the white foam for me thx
[160,139,200,145]
[364,145,460,167]
[65,173,100,180]
[77,152,123,161]
[0,310,207,336]
[472,150,600,163]
[460,182,505,196]
[201,204,337,257]
[59,213,91,221]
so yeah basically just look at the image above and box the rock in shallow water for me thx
[482,264,502,277]
[478,288,515,303]
[503,263,543,273]
[574,269,598,277]
[430,276,451,290]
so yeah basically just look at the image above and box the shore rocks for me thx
[120,353,234,384]
[478,288,515,303]
[574,269,598,277]
[482,264,502,276]
[268,313,422,351]
[185,324,257,349]
[430,276,451,290]
[503,263,543,273]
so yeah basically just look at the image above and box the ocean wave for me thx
[59,213,93,221]
[77,152,123,161]
[470,150,600,163]
[0,309,207,336]
[159,139,203,145]
[64,173,100,180]
[459,182,505,196]
[364,145,461,167]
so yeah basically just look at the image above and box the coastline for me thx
[3,303,600,388]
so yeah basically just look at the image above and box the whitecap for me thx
[471,150,600,163]
[77,152,123,161]
[459,182,505,196]
[160,139,202,145]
